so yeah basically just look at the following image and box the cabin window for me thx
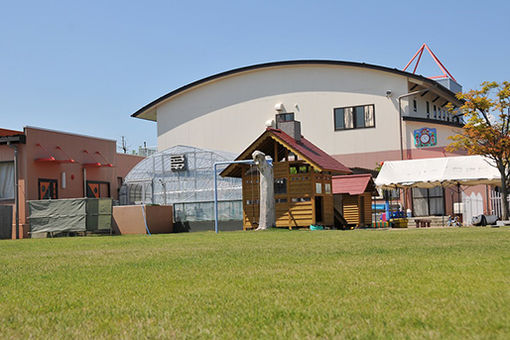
[274,178,287,194]
[315,183,322,194]
[276,113,295,123]
[298,165,309,173]
[291,197,311,202]
[325,183,331,194]
[334,105,375,131]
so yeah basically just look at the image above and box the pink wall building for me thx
[0,127,144,239]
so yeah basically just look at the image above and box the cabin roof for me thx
[221,127,352,178]
[332,173,375,195]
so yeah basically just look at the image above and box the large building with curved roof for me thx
[133,60,464,170]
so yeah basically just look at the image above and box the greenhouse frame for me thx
[121,145,245,224]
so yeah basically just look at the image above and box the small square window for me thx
[315,183,322,194]
[274,178,287,194]
[325,183,331,194]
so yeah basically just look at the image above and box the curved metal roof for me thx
[131,59,461,120]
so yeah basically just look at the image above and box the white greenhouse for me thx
[121,145,243,224]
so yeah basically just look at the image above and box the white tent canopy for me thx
[375,155,501,190]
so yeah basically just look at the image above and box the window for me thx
[86,181,110,198]
[274,178,287,194]
[0,162,14,199]
[316,183,322,194]
[39,179,58,199]
[291,197,311,202]
[298,165,309,173]
[382,188,399,200]
[276,113,294,123]
[325,183,331,194]
[433,105,437,118]
[426,102,430,118]
[412,187,444,216]
[413,99,417,112]
[334,104,375,131]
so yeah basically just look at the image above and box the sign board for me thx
[414,127,437,148]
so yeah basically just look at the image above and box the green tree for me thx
[448,81,510,220]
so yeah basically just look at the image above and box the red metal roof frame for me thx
[35,144,77,163]
[82,150,113,167]
[402,43,456,82]
[34,143,56,163]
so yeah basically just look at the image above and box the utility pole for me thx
[121,136,127,154]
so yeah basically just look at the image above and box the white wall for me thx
[404,121,463,150]
[156,64,408,155]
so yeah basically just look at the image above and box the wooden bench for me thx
[414,219,431,228]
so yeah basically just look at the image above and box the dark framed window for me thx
[412,187,444,216]
[433,105,437,118]
[334,104,375,131]
[413,99,417,112]
[86,181,110,198]
[39,179,58,200]
[426,102,430,118]
[276,113,294,123]
[383,188,400,200]
[274,178,287,194]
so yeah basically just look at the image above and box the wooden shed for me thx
[221,124,351,229]
[332,174,376,227]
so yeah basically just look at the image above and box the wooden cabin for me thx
[332,174,376,227]
[221,122,352,229]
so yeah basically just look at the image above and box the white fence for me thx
[462,192,483,226]
[489,190,510,218]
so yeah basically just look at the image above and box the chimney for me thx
[276,118,301,143]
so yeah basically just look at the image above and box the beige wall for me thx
[156,64,408,156]
[112,205,173,234]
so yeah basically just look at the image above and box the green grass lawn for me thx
[0,228,509,339]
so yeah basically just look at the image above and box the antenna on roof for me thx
[402,43,456,82]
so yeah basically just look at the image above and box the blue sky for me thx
[1,0,509,152]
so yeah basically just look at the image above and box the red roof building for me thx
[332,173,376,195]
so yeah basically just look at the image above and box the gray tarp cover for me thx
[29,198,87,233]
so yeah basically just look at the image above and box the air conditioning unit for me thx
[170,154,186,171]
